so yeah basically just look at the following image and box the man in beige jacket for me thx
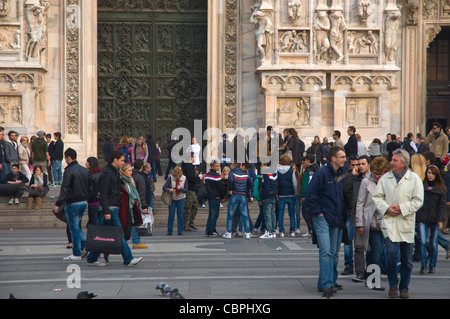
[424,122,449,169]
[372,149,424,299]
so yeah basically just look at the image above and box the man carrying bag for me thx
[86,150,143,267]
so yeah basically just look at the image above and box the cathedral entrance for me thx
[426,27,450,133]
[97,0,208,159]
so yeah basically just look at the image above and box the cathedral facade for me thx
[0,0,448,161]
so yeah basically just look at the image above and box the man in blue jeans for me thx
[205,160,226,236]
[304,146,347,298]
[223,163,254,239]
[51,132,64,186]
[54,148,92,261]
[87,150,143,267]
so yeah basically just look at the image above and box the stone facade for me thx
[0,0,447,161]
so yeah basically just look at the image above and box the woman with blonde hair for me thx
[162,166,188,235]
[18,136,32,180]
[410,153,427,181]
[117,135,132,163]
[132,136,148,163]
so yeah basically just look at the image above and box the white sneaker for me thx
[290,231,295,237]
[8,198,14,205]
[127,257,143,267]
[222,232,232,239]
[14,198,19,204]
[63,255,82,261]
[244,232,251,239]
[260,231,273,239]
[302,231,311,238]
[202,204,206,208]
[279,232,285,238]
[295,228,301,234]
[88,261,106,267]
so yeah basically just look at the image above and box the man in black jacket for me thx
[52,132,64,186]
[205,160,226,236]
[86,150,142,267]
[344,126,358,159]
[54,148,92,261]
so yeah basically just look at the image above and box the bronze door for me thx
[97,0,207,158]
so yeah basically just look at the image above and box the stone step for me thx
[0,198,266,230]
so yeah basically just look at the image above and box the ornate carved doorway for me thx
[426,27,450,132]
[97,0,207,158]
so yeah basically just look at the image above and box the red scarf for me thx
[175,177,180,196]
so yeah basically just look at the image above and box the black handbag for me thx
[53,206,67,223]
[86,224,123,254]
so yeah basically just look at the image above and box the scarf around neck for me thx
[121,176,141,223]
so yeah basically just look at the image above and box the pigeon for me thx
[9,293,17,299]
[169,289,185,299]
[156,281,172,296]
[77,291,97,299]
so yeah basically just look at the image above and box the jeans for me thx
[52,160,63,183]
[226,194,250,233]
[206,199,220,234]
[367,229,384,270]
[168,198,185,235]
[418,222,440,267]
[65,201,87,257]
[87,208,133,265]
[278,196,296,233]
[294,195,301,229]
[313,215,343,290]
[149,161,157,182]
[263,198,277,233]
[385,237,413,291]
[87,205,101,226]
[165,158,177,179]
[131,227,141,245]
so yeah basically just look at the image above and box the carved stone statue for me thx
[280,30,307,53]
[25,1,47,63]
[314,11,330,62]
[0,0,11,17]
[10,30,21,50]
[358,0,376,27]
[329,10,347,62]
[250,9,274,63]
[288,0,301,21]
[384,9,401,63]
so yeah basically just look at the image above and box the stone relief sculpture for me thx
[277,97,311,127]
[346,97,379,127]
[287,0,301,22]
[250,8,274,63]
[279,30,308,53]
[329,10,347,62]
[10,30,21,50]
[350,30,378,54]
[294,97,310,126]
[25,0,49,63]
[358,0,376,27]
[0,96,23,126]
[314,11,330,62]
[0,0,11,17]
[444,0,450,16]
[384,8,401,63]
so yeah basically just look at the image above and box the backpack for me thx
[119,144,130,163]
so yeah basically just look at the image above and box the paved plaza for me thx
[1,227,449,301]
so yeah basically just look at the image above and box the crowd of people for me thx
[0,127,63,208]
[1,123,449,298]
